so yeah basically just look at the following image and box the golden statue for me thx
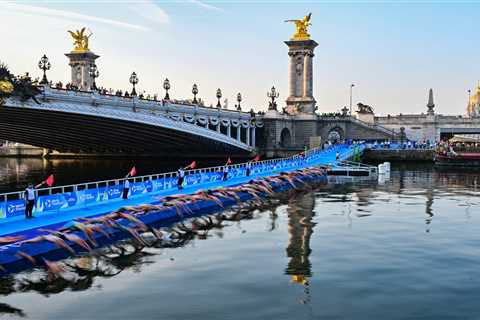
[68,27,92,53]
[285,13,312,40]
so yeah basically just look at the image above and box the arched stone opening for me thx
[327,127,344,143]
[280,128,292,147]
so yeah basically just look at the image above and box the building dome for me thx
[467,84,480,117]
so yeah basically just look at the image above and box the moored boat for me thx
[434,136,480,168]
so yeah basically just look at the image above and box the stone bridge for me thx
[0,87,263,157]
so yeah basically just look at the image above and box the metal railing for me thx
[349,116,399,137]
[0,145,343,204]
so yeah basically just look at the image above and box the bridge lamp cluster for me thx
[216,88,222,108]
[192,84,199,104]
[236,92,242,111]
[89,64,99,90]
[129,72,139,96]
[163,78,171,100]
[38,54,51,85]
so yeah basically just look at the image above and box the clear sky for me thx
[0,0,478,115]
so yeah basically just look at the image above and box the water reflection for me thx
[285,192,315,306]
[0,165,480,319]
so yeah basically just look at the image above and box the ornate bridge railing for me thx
[14,86,264,149]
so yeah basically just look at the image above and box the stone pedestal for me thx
[285,39,318,115]
[65,51,99,91]
[356,112,375,124]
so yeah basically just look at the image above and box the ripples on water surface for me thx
[0,161,480,319]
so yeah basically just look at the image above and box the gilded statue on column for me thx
[285,13,312,40]
[68,27,92,53]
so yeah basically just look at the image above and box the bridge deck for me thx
[0,145,356,237]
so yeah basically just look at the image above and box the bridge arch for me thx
[280,128,292,147]
[327,126,344,143]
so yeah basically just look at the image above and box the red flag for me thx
[226,157,232,165]
[44,174,55,187]
[129,166,137,177]
[253,155,260,162]
[188,161,197,169]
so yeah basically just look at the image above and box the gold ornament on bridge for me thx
[68,27,92,53]
[285,13,312,40]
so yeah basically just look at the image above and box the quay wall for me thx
[0,146,46,157]
[362,149,434,162]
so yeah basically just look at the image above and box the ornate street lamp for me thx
[89,64,99,91]
[349,83,355,116]
[192,83,198,104]
[163,78,170,100]
[38,54,51,85]
[236,92,242,111]
[129,72,138,96]
[267,85,279,110]
[216,88,222,108]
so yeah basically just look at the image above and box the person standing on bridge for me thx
[24,184,36,219]
[123,166,136,200]
[223,158,232,181]
[24,175,54,219]
[123,178,130,200]
[177,167,185,190]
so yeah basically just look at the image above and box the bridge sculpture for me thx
[1,86,263,156]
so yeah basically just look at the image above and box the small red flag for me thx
[226,157,232,165]
[253,155,260,162]
[44,174,55,187]
[129,166,137,177]
[188,161,197,169]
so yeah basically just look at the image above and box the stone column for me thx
[217,123,221,133]
[303,53,313,97]
[237,126,241,142]
[252,127,256,147]
[227,124,231,137]
[288,53,296,97]
[246,127,251,146]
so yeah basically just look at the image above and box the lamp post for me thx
[163,78,170,100]
[129,72,138,96]
[236,92,242,111]
[89,64,99,91]
[216,88,222,108]
[267,86,279,110]
[349,83,355,116]
[192,83,198,104]
[38,54,51,85]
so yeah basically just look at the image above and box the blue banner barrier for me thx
[77,189,100,206]
[0,145,340,220]
[0,202,5,218]
[130,182,146,196]
[106,185,123,200]
[36,194,68,212]
[5,200,26,218]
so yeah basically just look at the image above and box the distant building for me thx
[467,84,480,117]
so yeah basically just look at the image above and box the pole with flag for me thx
[127,166,137,177]
[185,161,197,169]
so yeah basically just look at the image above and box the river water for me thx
[0,159,479,319]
